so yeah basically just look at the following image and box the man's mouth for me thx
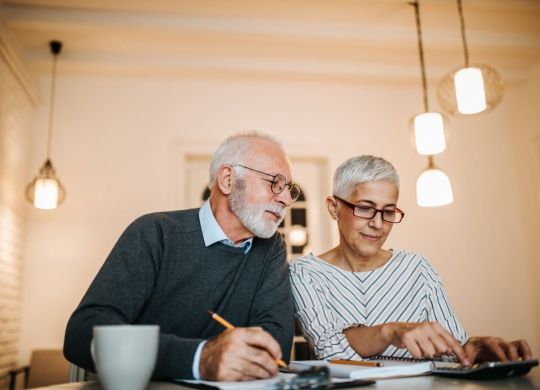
[266,210,282,220]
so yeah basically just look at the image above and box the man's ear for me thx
[217,165,233,195]
[326,196,339,221]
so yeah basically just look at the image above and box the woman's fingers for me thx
[396,322,468,364]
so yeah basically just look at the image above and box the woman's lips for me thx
[361,233,381,242]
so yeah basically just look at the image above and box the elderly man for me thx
[64,132,300,381]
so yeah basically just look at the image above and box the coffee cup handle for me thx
[90,338,95,363]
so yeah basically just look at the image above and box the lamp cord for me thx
[46,50,58,160]
[457,0,470,67]
[411,0,429,112]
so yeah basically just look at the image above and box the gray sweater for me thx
[63,209,294,380]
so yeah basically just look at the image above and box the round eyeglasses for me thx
[334,196,405,223]
[233,164,302,202]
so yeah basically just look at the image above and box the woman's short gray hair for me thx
[333,155,399,198]
[208,131,283,189]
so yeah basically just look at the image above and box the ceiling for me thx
[1,0,540,83]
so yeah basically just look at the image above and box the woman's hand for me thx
[382,322,470,365]
[464,336,532,363]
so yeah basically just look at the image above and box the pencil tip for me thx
[208,310,214,316]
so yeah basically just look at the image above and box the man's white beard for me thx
[230,178,285,238]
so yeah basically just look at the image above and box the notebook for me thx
[291,356,539,381]
[290,358,433,380]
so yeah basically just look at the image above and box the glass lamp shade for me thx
[33,178,60,209]
[416,168,453,207]
[412,112,447,155]
[26,159,66,209]
[438,64,503,116]
[288,224,308,246]
[454,67,486,114]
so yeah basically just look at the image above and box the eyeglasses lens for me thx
[271,174,301,202]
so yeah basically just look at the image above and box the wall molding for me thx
[0,21,40,106]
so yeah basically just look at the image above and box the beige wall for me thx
[17,66,540,364]
[511,63,540,356]
[0,25,36,387]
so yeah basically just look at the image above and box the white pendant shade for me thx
[416,168,454,207]
[454,67,487,114]
[34,178,60,209]
[413,112,446,155]
[288,225,308,246]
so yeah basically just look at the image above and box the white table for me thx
[32,370,540,389]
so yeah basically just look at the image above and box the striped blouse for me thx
[289,250,468,360]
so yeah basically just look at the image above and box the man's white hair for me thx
[208,131,283,189]
[333,155,399,198]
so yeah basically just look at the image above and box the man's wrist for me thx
[192,340,207,379]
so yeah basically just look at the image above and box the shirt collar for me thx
[199,200,253,253]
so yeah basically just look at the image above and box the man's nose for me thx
[275,187,293,207]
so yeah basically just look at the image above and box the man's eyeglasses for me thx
[233,164,302,202]
[334,196,405,224]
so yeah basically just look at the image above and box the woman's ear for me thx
[217,165,233,195]
[326,196,339,221]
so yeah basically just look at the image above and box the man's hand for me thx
[464,336,532,363]
[383,322,470,365]
[199,327,282,381]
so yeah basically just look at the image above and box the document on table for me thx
[173,372,372,389]
[173,373,295,389]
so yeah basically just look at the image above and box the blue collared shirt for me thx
[191,200,254,378]
[199,199,253,254]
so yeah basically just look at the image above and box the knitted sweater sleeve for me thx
[63,215,202,380]
[248,235,294,363]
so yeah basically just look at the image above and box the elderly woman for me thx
[290,155,531,365]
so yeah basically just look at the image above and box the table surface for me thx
[33,370,540,389]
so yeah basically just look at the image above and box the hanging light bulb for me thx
[25,40,66,209]
[410,0,447,156]
[27,159,65,209]
[413,112,446,155]
[438,0,503,115]
[288,225,308,247]
[416,157,453,207]
[454,67,486,114]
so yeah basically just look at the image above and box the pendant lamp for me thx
[410,0,447,156]
[438,0,504,115]
[416,157,454,207]
[25,40,66,209]
[410,1,453,207]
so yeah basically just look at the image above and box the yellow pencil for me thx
[208,310,288,369]
[329,359,383,367]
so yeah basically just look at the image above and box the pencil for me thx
[329,359,383,367]
[208,311,288,369]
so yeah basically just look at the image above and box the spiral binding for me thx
[371,355,426,362]
[371,354,457,363]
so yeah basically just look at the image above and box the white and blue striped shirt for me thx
[289,250,468,360]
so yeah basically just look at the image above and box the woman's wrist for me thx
[379,322,395,346]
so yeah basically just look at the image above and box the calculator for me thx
[433,359,538,380]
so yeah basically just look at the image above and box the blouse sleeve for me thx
[422,260,468,344]
[289,260,363,360]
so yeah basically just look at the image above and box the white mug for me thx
[91,325,159,390]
